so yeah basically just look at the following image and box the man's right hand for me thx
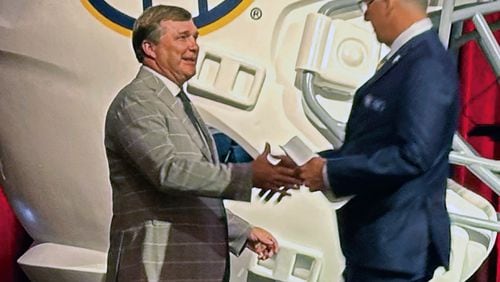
[251,143,302,194]
[297,156,326,192]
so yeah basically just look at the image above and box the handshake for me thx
[245,142,329,261]
[251,142,327,199]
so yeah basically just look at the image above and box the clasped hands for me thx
[246,226,278,260]
[251,143,327,200]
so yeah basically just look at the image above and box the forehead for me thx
[160,19,197,34]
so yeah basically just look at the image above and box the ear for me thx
[141,40,156,59]
[383,0,401,18]
[385,0,397,14]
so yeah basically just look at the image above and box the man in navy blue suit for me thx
[298,0,459,281]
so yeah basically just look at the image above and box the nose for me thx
[359,1,370,22]
[188,36,198,51]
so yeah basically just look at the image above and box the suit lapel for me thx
[135,68,213,161]
[358,52,402,93]
[358,31,429,92]
[346,32,432,141]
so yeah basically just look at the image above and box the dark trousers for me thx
[343,247,440,282]
[343,265,435,282]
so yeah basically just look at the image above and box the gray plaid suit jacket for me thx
[104,67,253,281]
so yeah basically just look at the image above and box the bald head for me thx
[363,0,429,45]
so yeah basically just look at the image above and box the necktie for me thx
[376,56,388,71]
[178,90,218,164]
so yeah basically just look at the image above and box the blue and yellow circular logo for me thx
[81,0,253,36]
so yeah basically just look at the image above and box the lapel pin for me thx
[392,54,401,64]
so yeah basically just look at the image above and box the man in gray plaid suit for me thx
[104,5,302,281]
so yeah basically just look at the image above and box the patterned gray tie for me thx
[178,90,218,164]
[376,56,388,71]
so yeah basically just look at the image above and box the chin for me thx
[185,68,196,77]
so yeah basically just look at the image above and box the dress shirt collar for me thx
[142,65,181,97]
[386,18,433,59]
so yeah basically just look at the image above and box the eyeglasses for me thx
[357,0,376,14]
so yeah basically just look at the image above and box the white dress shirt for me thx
[386,18,433,60]
[142,65,181,96]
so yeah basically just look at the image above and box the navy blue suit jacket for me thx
[321,30,459,274]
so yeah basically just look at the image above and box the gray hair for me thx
[132,5,192,63]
